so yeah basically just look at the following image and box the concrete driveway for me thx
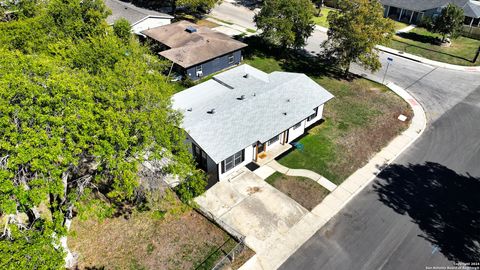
[195,167,308,252]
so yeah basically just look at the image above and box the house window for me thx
[192,143,207,170]
[221,150,244,173]
[268,135,280,145]
[228,53,235,64]
[293,122,302,130]
[196,65,203,77]
[307,108,318,122]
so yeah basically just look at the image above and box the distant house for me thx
[142,21,248,80]
[172,64,334,182]
[105,0,173,35]
[380,0,480,27]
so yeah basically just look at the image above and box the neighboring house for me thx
[105,0,173,35]
[381,0,480,27]
[172,64,334,182]
[142,21,248,80]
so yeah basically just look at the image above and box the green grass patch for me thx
[312,7,335,28]
[244,53,412,184]
[246,28,257,33]
[387,27,480,66]
[392,20,409,31]
[266,172,330,210]
[207,16,234,25]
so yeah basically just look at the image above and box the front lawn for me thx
[312,7,335,28]
[388,27,480,66]
[244,51,412,185]
[392,20,409,31]
[266,172,329,210]
[70,190,254,269]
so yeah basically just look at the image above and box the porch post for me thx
[409,11,415,24]
[386,5,391,18]
[470,17,474,27]
[398,8,404,21]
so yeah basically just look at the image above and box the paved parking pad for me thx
[195,167,308,252]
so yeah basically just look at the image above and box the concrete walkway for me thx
[238,82,427,270]
[266,160,337,192]
[396,24,416,34]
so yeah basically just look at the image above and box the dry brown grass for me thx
[266,173,329,210]
[195,19,221,28]
[70,191,253,269]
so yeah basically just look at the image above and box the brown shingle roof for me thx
[141,20,247,68]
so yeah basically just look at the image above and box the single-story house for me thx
[172,64,334,182]
[142,21,248,80]
[105,0,173,35]
[380,0,480,27]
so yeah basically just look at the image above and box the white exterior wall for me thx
[305,105,324,128]
[218,145,255,181]
[132,17,171,35]
[287,119,306,143]
[266,132,283,148]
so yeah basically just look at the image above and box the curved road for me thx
[280,53,480,269]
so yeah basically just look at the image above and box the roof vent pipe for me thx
[238,95,246,100]
[243,73,249,78]
[208,108,216,114]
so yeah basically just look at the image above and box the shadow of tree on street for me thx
[374,162,480,263]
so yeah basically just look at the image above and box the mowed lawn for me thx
[312,7,335,28]
[245,55,412,185]
[266,172,329,210]
[388,27,480,66]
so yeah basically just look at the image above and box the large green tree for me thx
[322,0,394,75]
[433,3,464,43]
[0,0,204,268]
[170,0,218,16]
[254,0,315,49]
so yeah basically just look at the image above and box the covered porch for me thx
[254,142,292,166]
[384,5,423,24]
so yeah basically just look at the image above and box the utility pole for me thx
[382,57,393,84]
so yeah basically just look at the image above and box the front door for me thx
[256,142,266,161]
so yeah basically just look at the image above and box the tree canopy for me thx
[322,0,394,75]
[170,0,219,16]
[433,3,464,42]
[0,0,204,268]
[254,0,315,49]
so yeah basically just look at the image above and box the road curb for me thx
[377,45,480,72]
[238,81,427,270]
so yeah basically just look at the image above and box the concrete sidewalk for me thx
[377,45,480,72]
[312,25,480,72]
[238,82,427,270]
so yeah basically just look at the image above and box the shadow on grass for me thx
[395,33,474,63]
[374,162,480,262]
[240,36,346,80]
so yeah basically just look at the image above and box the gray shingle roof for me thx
[172,64,334,164]
[104,0,173,25]
[380,0,480,17]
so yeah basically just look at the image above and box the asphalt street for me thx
[209,3,480,269]
[281,55,480,270]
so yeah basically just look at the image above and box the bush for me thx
[113,18,132,42]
